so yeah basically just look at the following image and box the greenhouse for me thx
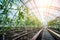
[0,0,60,40]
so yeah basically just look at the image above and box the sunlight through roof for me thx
[23,0,60,25]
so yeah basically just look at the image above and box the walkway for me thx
[41,28,55,40]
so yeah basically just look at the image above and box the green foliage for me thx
[0,0,42,33]
[0,1,42,40]
[47,17,60,31]
[47,20,57,26]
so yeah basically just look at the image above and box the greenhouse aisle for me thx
[41,28,55,40]
[0,0,60,40]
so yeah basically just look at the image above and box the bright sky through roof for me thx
[26,0,60,25]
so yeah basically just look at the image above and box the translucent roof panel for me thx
[23,0,60,25]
